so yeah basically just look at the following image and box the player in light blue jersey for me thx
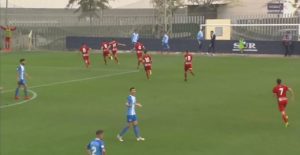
[162,32,170,52]
[131,30,139,50]
[86,130,106,155]
[197,28,204,51]
[15,58,30,100]
[117,87,145,142]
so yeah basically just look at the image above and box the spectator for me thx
[282,31,293,57]
[207,31,216,56]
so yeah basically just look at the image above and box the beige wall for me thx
[217,0,270,18]
[205,19,231,40]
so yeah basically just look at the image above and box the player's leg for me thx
[137,58,142,69]
[23,83,30,100]
[117,116,133,141]
[184,70,188,81]
[103,55,108,65]
[113,52,119,64]
[189,68,195,76]
[4,37,9,50]
[132,119,145,141]
[279,102,289,126]
[15,82,21,100]
[145,70,150,80]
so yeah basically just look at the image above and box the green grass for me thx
[1,51,300,155]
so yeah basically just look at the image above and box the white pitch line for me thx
[1,70,138,93]
[0,90,38,109]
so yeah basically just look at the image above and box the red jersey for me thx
[101,42,110,52]
[110,40,118,51]
[184,53,193,65]
[273,85,289,99]
[143,54,152,66]
[80,45,90,57]
[135,42,145,55]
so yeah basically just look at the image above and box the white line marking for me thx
[1,70,138,93]
[0,90,38,109]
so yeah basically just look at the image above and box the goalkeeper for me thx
[239,38,246,54]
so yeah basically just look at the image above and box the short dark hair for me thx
[20,58,25,63]
[129,87,135,91]
[277,78,282,84]
[96,130,104,135]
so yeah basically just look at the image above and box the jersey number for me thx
[186,56,191,61]
[138,45,142,50]
[91,146,97,155]
[144,57,150,63]
[279,88,284,95]
[82,48,87,53]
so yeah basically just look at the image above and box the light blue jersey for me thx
[17,64,25,80]
[131,32,139,43]
[87,138,105,155]
[197,31,204,41]
[127,95,136,116]
[162,34,169,44]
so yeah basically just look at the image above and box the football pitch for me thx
[1,51,300,155]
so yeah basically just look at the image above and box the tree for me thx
[66,0,111,23]
[151,0,184,36]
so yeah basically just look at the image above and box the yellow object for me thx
[205,19,231,40]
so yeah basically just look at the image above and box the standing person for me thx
[135,42,145,69]
[207,31,216,56]
[131,30,139,50]
[109,40,126,64]
[282,31,293,57]
[101,41,111,65]
[197,28,204,52]
[0,25,16,52]
[161,32,170,53]
[86,130,106,155]
[117,87,145,142]
[15,58,30,100]
[79,43,91,68]
[184,50,195,82]
[272,79,295,127]
[239,38,246,54]
[142,51,152,80]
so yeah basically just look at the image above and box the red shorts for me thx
[103,51,110,57]
[137,53,143,60]
[278,100,288,112]
[144,65,152,71]
[185,64,192,71]
[112,50,117,56]
[5,37,10,42]
[83,56,89,60]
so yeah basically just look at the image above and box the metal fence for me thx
[0,11,204,50]
[0,9,299,51]
[230,14,300,41]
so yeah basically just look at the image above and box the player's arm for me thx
[25,73,31,79]
[0,26,5,30]
[86,144,92,155]
[136,102,142,107]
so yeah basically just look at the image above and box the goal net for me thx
[200,23,300,41]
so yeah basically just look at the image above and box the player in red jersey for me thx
[79,43,91,68]
[184,50,195,81]
[101,41,112,65]
[135,42,145,69]
[109,40,126,64]
[272,79,294,127]
[142,51,152,80]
